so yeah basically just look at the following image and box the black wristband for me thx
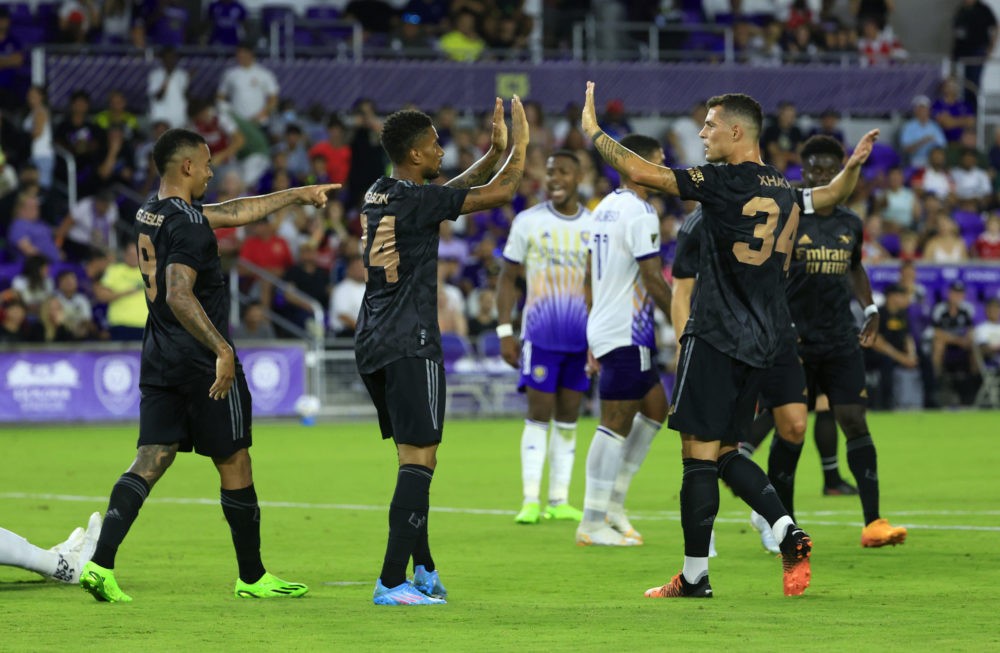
[591,130,604,146]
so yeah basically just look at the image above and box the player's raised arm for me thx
[459,96,529,213]
[202,184,341,228]
[164,262,234,400]
[444,97,507,189]
[808,129,879,212]
[581,82,679,195]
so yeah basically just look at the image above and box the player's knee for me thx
[835,405,869,440]
[130,444,178,486]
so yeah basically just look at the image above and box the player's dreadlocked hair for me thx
[380,110,434,164]
[706,93,764,136]
[152,128,207,175]
[800,135,846,161]
[619,134,663,162]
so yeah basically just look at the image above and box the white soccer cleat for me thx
[48,527,85,584]
[576,524,642,547]
[79,512,102,567]
[750,510,781,554]
[606,512,644,543]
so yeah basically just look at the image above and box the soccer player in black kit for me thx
[772,135,907,549]
[356,97,529,605]
[582,82,879,598]
[79,128,339,603]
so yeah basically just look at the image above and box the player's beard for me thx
[424,163,441,181]
[193,180,209,200]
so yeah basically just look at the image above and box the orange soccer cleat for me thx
[861,518,908,548]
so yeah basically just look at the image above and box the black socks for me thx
[91,473,150,569]
[221,484,265,584]
[767,436,804,522]
[846,435,880,525]
[717,450,788,525]
[380,464,433,588]
[680,459,718,557]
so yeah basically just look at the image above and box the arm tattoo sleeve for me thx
[445,149,502,189]
[594,132,639,173]
[203,190,298,228]
[165,263,230,355]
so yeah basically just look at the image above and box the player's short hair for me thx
[380,109,434,164]
[706,93,763,136]
[800,135,845,162]
[152,128,208,176]
[548,149,580,166]
[620,134,663,161]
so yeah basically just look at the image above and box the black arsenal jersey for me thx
[354,177,469,374]
[786,207,863,360]
[135,195,235,385]
[671,206,703,281]
[673,162,801,368]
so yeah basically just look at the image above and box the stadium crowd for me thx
[0,0,998,410]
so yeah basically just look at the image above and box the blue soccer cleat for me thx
[373,579,446,606]
[412,565,447,600]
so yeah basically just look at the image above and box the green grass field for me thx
[2,411,999,652]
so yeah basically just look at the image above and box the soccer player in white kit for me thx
[497,150,593,524]
[576,135,674,546]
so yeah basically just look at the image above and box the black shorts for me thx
[361,356,446,446]
[668,336,765,443]
[758,342,808,410]
[138,371,252,458]
[803,349,868,407]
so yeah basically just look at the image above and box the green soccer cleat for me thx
[514,501,541,524]
[545,503,583,522]
[79,561,132,603]
[235,572,309,598]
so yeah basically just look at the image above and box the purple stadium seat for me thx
[879,232,901,257]
[304,6,352,42]
[478,332,500,358]
[441,332,473,370]
[0,262,23,291]
[5,2,32,23]
[953,210,984,239]
[861,142,900,180]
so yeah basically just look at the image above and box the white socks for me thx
[0,527,60,577]
[548,421,577,505]
[608,414,660,516]
[682,556,709,584]
[770,515,794,546]
[581,426,626,528]
[520,419,549,503]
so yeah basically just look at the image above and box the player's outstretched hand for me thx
[489,96,508,152]
[847,129,880,169]
[581,81,599,139]
[210,348,236,400]
[296,184,342,208]
[499,335,519,369]
[585,349,601,377]
[510,95,529,145]
[859,312,879,348]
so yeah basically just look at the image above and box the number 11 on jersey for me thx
[594,233,610,280]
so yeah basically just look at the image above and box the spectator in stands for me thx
[857,17,906,65]
[57,187,120,262]
[923,216,968,262]
[59,0,99,43]
[78,247,109,303]
[345,0,396,40]
[871,283,920,410]
[275,124,311,180]
[142,0,189,47]
[205,0,247,46]
[345,99,387,209]
[0,6,25,112]
[438,286,468,337]
[807,109,845,144]
[22,86,54,189]
[147,47,188,129]
[99,0,138,46]
[54,90,106,197]
[187,98,244,170]
[762,100,803,173]
[974,297,1000,367]
[899,95,947,168]
[898,229,920,261]
[930,280,979,405]
[231,301,275,340]
[0,150,18,206]
[440,9,485,61]
[951,148,993,209]
[438,220,468,264]
[468,287,498,339]
[95,89,139,145]
[932,78,976,145]
[281,241,330,330]
[217,42,279,126]
[8,192,61,262]
[861,214,891,262]
[876,167,919,231]
[402,0,448,34]
[952,0,998,109]
[38,295,77,342]
[0,298,34,343]
[53,268,95,339]
[784,22,820,64]
[599,98,633,142]
[898,259,928,306]
[212,169,245,267]
[975,213,1000,259]
[483,13,529,59]
[917,147,954,201]
[328,254,365,337]
[240,218,294,308]
[855,0,894,29]
[133,119,169,196]
[308,116,352,186]
[393,12,437,55]
[669,101,709,168]
[94,244,146,341]
[11,255,53,315]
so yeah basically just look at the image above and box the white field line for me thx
[2,492,999,532]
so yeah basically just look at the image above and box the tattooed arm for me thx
[445,97,507,189]
[460,95,530,213]
[581,82,679,195]
[202,184,340,228]
[165,262,234,400]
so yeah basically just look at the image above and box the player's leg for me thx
[371,357,446,605]
[545,349,590,521]
[515,341,557,524]
[606,380,666,541]
[824,353,906,547]
[0,519,96,583]
[767,402,807,522]
[814,394,856,495]
[741,407,774,457]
